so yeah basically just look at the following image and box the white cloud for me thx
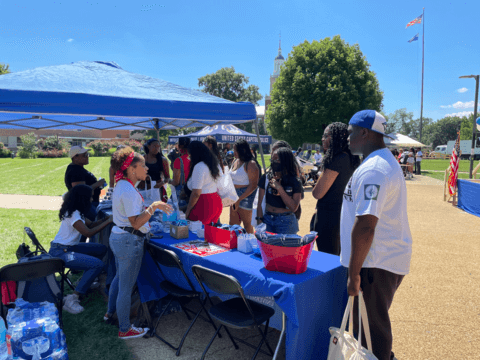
[445,111,473,118]
[457,87,468,93]
[67,38,74,42]
[441,101,479,109]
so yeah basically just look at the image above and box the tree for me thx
[459,114,474,141]
[198,67,263,134]
[265,36,383,148]
[0,63,10,75]
[18,133,38,158]
[422,116,462,148]
[385,108,413,135]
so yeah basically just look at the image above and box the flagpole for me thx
[419,7,425,143]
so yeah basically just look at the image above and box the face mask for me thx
[271,161,282,172]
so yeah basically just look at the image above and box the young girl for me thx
[49,184,113,314]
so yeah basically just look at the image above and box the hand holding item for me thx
[269,177,283,195]
[232,199,241,211]
[153,201,173,215]
[347,273,361,296]
[154,181,164,189]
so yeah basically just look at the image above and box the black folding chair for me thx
[24,227,75,291]
[192,265,275,360]
[0,258,66,328]
[146,242,221,357]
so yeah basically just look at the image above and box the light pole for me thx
[459,75,479,179]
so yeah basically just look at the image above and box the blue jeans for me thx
[235,187,257,210]
[263,212,299,234]
[49,242,107,294]
[107,232,144,332]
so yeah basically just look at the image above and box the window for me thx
[116,134,122,138]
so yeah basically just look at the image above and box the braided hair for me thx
[321,122,360,171]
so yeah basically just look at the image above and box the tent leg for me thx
[254,119,267,173]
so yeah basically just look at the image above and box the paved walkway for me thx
[0,194,63,210]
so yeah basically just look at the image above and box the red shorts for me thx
[189,193,222,225]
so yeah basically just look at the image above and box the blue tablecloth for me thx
[458,179,480,218]
[136,231,348,360]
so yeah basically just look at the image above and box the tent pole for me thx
[254,118,266,173]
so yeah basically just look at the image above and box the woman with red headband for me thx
[105,146,172,340]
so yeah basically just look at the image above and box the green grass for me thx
[0,208,132,360]
[257,154,271,169]
[421,171,471,181]
[421,159,471,172]
[0,158,112,196]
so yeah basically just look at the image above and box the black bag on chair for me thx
[16,243,33,260]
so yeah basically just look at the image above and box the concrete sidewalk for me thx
[0,194,63,211]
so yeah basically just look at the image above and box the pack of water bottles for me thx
[5,299,68,360]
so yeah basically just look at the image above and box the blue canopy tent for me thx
[0,61,256,131]
[168,125,271,145]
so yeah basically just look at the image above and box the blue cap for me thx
[349,110,393,139]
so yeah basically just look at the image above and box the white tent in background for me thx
[385,133,426,148]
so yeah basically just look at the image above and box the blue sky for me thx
[1,0,479,122]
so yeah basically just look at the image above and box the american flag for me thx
[406,14,423,28]
[447,132,461,196]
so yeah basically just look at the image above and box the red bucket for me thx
[205,225,238,249]
[257,239,315,274]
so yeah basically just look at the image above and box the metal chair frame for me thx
[146,242,221,357]
[192,265,275,360]
[0,258,66,328]
[24,227,75,291]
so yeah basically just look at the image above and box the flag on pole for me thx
[408,33,419,43]
[447,132,461,196]
[406,14,423,28]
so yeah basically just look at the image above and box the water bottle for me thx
[0,317,7,360]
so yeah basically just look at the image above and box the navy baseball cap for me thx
[349,110,393,139]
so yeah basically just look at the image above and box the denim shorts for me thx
[235,187,257,210]
[263,212,299,235]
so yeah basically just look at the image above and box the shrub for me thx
[0,142,4,149]
[36,149,69,158]
[17,148,33,159]
[0,148,12,158]
[86,139,143,156]
[37,136,70,151]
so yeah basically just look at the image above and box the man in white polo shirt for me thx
[341,110,412,360]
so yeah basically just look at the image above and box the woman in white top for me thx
[185,141,223,224]
[49,184,113,314]
[229,139,259,233]
[105,146,172,340]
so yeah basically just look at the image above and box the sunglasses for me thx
[76,152,89,158]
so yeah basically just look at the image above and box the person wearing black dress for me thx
[311,122,360,255]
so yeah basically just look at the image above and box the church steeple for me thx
[273,34,285,76]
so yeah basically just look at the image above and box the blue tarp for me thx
[168,124,272,144]
[0,61,256,130]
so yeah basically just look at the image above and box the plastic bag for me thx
[216,171,238,207]
[138,176,161,207]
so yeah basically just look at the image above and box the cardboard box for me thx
[170,225,189,239]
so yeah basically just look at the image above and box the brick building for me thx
[0,129,130,150]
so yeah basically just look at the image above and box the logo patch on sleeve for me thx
[364,184,380,200]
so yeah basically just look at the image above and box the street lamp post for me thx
[459,75,479,179]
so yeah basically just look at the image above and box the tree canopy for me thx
[266,36,383,147]
[198,67,262,134]
[0,63,10,75]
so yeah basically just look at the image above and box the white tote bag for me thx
[251,175,268,227]
[327,292,378,360]
[137,176,161,207]
[216,168,238,207]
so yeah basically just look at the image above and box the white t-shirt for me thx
[340,148,412,275]
[52,210,85,246]
[314,152,323,164]
[187,162,220,194]
[111,180,150,234]
[416,150,423,162]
